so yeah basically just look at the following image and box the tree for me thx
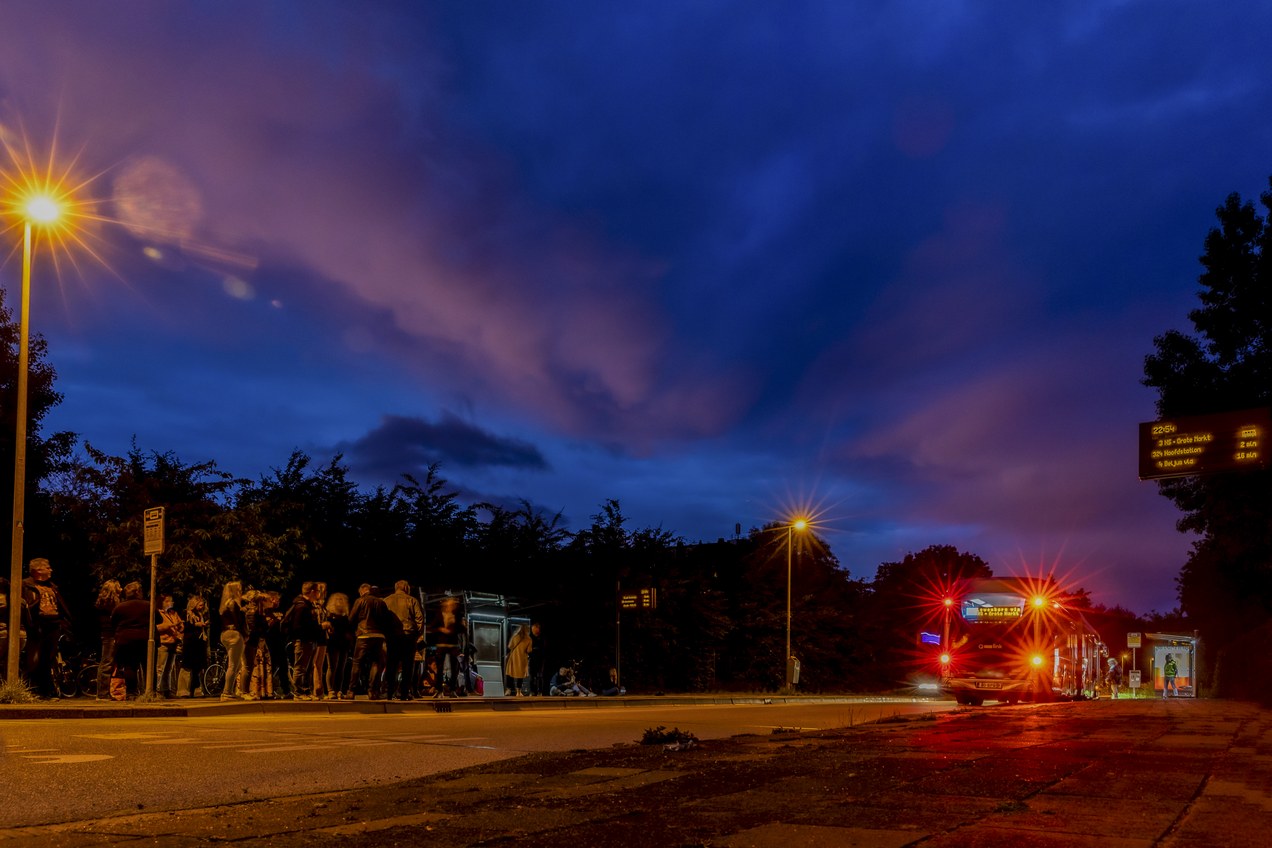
[1143,177,1272,697]
[0,286,74,563]
[47,442,293,601]
[857,545,993,689]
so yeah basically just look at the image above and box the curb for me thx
[0,693,947,720]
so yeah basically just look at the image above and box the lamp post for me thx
[784,517,807,691]
[6,195,60,683]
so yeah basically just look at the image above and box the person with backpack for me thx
[1164,654,1179,698]
[1106,657,1122,699]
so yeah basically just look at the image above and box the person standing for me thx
[109,582,151,699]
[527,622,546,697]
[505,623,531,696]
[218,581,247,700]
[93,580,123,699]
[385,580,425,700]
[430,596,462,698]
[1106,657,1121,700]
[457,616,477,695]
[179,595,209,697]
[1164,654,1179,698]
[312,583,330,699]
[285,582,323,700]
[349,584,390,699]
[155,594,184,698]
[22,558,72,699]
[325,592,353,699]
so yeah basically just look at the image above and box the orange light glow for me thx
[1032,596,1046,608]
[1031,654,1044,667]
[791,518,808,532]
[939,653,951,665]
[943,598,953,607]
[0,121,110,278]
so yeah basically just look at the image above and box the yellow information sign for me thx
[1138,408,1270,480]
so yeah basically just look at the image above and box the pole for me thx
[784,525,792,690]
[615,580,621,689]
[144,552,158,696]
[6,223,33,683]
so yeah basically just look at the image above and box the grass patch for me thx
[0,677,37,704]
[640,725,699,746]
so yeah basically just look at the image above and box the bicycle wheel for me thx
[54,659,80,699]
[78,662,102,698]
[203,663,226,696]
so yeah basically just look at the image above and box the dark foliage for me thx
[1143,176,1272,697]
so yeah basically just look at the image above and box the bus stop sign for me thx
[143,507,165,556]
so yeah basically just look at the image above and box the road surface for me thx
[0,698,944,828]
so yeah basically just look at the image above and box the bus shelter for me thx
[422,591,529,697]
[1147,632,1200,698]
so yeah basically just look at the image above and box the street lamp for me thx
[784,517,808,691]
[6,192,62,683]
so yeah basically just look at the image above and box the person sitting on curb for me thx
[549,665,594,696]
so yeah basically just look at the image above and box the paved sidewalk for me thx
[2,698,1268,847]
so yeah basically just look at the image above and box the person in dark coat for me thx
[349,584,391,699]
[110,582,152,698]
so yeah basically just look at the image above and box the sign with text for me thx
[620,587,658,611]
[1138,408,1270,480]
[1127,632,1141,648]
[143,506,165,556]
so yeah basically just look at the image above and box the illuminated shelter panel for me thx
[961,593,1025,623]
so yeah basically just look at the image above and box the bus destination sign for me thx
[963,604,1023,622]
[1138,408,1271,481]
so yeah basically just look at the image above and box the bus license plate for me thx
[977,681,1002,690]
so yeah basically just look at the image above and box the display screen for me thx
[1139,408,1270,480]
[962,593,1024,622]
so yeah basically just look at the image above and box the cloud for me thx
[339,413,548,483]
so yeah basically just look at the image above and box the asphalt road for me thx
[0,698,945,829]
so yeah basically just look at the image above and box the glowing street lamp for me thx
[784,517,808,691]
[6,191,64,683]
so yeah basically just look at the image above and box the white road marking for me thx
[23,754,115,764]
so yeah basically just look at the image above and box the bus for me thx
[934,577,1104,706]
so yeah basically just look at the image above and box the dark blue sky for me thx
[3,2,1270,613]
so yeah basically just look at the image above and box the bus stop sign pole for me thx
[143,507,165,696]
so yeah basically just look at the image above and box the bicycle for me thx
[202,643,228,696]
[75,654,104,699]
[52,636,85,699]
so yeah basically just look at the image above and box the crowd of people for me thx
[2,557,637,702]
[0,558,549,701]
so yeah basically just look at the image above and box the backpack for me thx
[283,600,308,640]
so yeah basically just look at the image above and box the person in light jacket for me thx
[505,623,531,696]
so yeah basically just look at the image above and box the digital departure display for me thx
[1138,408,1270,480]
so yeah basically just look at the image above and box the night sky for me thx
[3,3,1270,614]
